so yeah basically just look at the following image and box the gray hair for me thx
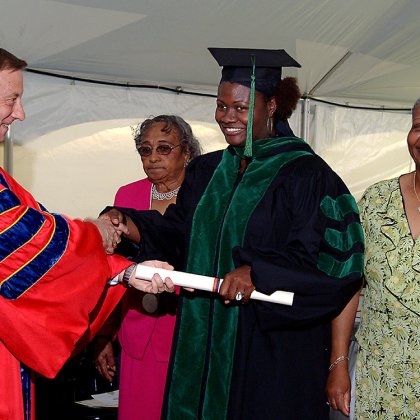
[132,115,202,160]
[412,97,420,118]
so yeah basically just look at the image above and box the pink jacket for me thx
[114,178,176,362]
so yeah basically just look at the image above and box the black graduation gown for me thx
[118,148,363,420]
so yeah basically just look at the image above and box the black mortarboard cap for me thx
[208,47,301,97]
[209,47,300,157]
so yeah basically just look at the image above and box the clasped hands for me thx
[88,210,175,294]
[87,209,130,255]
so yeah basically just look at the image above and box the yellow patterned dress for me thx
[355,178,420,419]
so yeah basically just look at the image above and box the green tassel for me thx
[244,55,256,158]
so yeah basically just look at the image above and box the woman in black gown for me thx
[102,48,364,420]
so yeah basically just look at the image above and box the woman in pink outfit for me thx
[95,115,201,420]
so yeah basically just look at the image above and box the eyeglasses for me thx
[137,144,181,157]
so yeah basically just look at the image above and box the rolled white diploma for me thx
[135,265,294,306]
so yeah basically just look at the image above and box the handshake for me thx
[86,208,134,255]
[87,209,175,294]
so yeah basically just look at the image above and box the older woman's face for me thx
[408,105,420,167]
[140,122,189,185]
[215,82,276,146]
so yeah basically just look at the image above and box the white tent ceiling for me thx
[0,0,418,217]
[2,0,420,108]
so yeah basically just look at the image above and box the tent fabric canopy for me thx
[0,0,418,218]
[3,0,420,108]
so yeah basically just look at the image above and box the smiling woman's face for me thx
[140,121,189,185]
[214,81,276,147]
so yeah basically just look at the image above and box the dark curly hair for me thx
[132,115,202,161]
[272,77,301,122]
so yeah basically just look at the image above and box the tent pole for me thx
[301,97,310,143]
[301,52,351,147]
[308,51,352,96]
[4,127,13,175]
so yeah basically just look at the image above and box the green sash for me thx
[166,137,313,419]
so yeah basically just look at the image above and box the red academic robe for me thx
[0,168,129,420]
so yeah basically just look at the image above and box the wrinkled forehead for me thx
[0,68,24,94]
[141,123,180,143]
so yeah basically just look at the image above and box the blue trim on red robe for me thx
[0,185,70,300]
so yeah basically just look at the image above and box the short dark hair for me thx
[133,115,202,160]
[0,48,27,72]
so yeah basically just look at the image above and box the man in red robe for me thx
[0,48,173,420]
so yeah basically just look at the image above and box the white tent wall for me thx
[5,121,224,219]
[310,103,413,200]
[3,72,225,218]
[1,72,413,219]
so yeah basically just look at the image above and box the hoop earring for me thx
[267,117,274,134]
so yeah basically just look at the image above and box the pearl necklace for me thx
[413,172,420,212]
[151,184,180,200]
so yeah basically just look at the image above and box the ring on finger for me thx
[235,291,244,301]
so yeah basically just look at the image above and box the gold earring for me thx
[267,116,274,134]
